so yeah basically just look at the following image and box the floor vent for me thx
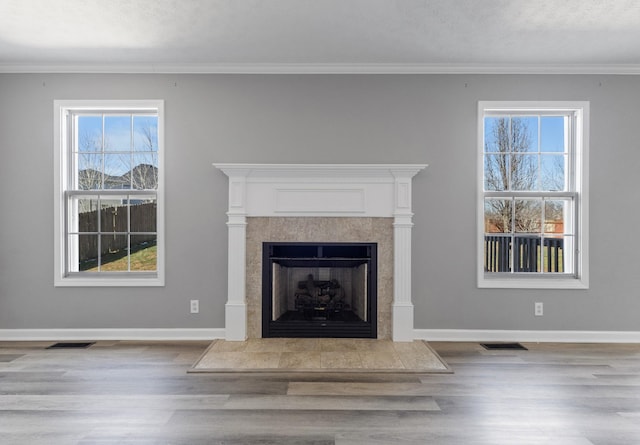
[46,342,95,349]
[481,342,528,350]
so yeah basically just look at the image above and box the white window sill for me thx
[55,274,164,287]
[478,276,588,290]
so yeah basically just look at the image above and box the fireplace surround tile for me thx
[246,217,393,339]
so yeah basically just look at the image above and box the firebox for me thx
[262,242,377,338]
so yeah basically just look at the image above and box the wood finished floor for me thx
[1,341,639,445]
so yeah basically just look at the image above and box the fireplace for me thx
[214,164,426,341]
[262,242,377,338]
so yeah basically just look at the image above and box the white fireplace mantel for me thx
[214,163,427,341]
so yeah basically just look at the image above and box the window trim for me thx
[477,101,589,289]
[54,100,165,287]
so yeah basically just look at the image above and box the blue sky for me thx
[76,115,158,176]
[77,115,158,152]
[484,115,566,153]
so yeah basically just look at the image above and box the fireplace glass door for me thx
[262,243,377,338]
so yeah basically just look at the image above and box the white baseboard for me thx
[1,328,638,343]
[0,328,225,342]
[415,329,640,343]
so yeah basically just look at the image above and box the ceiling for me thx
[1,0,639,73]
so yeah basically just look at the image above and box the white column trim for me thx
[224,173,249,341]
[391,169,418,341]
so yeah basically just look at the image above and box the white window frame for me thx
[477,101,589,289]
[54,100,165,287]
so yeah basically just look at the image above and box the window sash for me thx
[68,111,159,192]
[483,112,577,194]
[64,190,158,274]
[483,196,577,275]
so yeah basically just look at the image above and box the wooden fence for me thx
[78,202,156,262]
[485,235,564,273]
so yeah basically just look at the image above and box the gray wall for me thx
[0,73,638,332]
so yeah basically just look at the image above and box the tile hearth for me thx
[190,338,450,373]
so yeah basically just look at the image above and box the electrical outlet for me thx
[190,299,199,314]
[535,302,543,316]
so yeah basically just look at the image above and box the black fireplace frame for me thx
[262,242,377,338]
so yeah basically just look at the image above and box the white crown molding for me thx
[3,63,640,75]
[415,329,640,344]
[0,328,224,341]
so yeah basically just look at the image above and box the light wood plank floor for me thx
[1,340,639,444]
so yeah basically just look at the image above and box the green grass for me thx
[80,243,157,272]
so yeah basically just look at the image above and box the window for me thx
[54,100,164,286]
[478,101,588,289]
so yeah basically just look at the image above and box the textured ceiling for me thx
[1,0,639,73]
